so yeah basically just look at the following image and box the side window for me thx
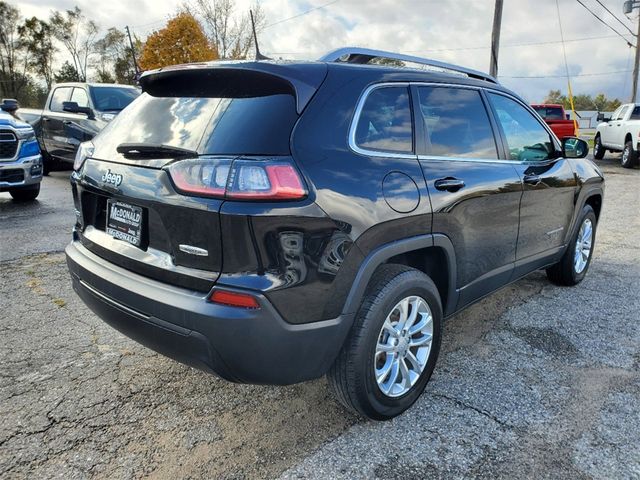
[630,106,640,120]
[615,106,629,121]
[418,86,498,158]
[354,87,413,153]
[49,87,72,112]
[70,88,89,108]
[489,93,555,162]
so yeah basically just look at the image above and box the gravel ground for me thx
[1,159,638,479]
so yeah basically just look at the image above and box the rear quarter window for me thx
[354,86,413,153]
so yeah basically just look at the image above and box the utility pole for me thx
[489,0,504,78]
[124,26,140,77]
[623,1,640,102]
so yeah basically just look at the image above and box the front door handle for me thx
[42,117,50,122]
[523,174,541,186]
[63,120,73,125]
[434,177,465,192]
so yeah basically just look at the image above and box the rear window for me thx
[92,92,298,158]
[90,87,140,112]
[533,106,564,120]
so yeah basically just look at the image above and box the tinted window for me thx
[418,87,497,158]
[355,87,413,153]
[90,86,140,112]
[49,87,72,112]
[489,93,554,162]
[70,88,89,108]
[92,92,299,159]
[630,106,640,120]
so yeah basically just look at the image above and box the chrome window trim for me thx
[348,81,563,165]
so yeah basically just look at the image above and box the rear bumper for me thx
[65,240,353,385]
[0,154,42,191]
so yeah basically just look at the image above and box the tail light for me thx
[166,157,307,201]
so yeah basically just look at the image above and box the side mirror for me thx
[562,137,589,159]
[62,101,94,118]
[0,98,18,113]
[596,113,611,123]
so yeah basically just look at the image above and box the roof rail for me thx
[319,47,498,84]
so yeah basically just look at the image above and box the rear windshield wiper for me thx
[116,143,198,159]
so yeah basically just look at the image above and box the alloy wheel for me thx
[374,296,433,398]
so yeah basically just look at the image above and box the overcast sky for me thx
[14,0,639,103]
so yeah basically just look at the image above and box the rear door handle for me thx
[434,177,465,192]
[523,174,541,186]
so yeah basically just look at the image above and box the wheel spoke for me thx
[376,357,394,383]
[382,319,400,338]
[409,313,432,335]
[405,350,423,371]
[399,358,411,390]
[410,333,432,347]
[385,360,400,391]
[403,298,420,330]
[376,342,395,354]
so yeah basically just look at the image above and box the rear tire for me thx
[546,205,596,286]
[327,264,443,420]
[9,183,40,201]
[621,140,637,168]
[593,134,605,160]
[42,151,53,176]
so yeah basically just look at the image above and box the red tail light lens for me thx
[166,157,307,201]
[209,289,260,309]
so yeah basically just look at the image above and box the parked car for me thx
[0,102,42,201]
[16,83,140,174]
[594,103,640,168]
[531,103,576,139]
[65,48,603,420]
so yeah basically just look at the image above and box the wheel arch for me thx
[625,132,633,145]
[342,234,458,318]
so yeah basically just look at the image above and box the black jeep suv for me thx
[66,48,604,420]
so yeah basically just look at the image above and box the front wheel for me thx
[593,134,605,160]
[327,264,442,420]
[621,140,638,168]
[9,183,40,201]
[546,205,597,286]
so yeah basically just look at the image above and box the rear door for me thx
[487,92,577,275]
[414,84,523,309]
[42,86,72,159]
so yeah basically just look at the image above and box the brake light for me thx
[209,290,260,309]
[166,157,307,201]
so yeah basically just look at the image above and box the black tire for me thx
[42,151,53,176]
[621,140,638,168]
[9,183,40,201]
[327,264,443,420]
[593,134,605,160]
[546,205,597,286]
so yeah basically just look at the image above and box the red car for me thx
[531,104,576,139]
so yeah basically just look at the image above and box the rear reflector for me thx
[209,290,261,309]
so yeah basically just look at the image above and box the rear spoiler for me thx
[139,61,328,114]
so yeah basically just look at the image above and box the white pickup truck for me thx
[594,103,640,168]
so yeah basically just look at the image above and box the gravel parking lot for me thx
[1,158,639,479]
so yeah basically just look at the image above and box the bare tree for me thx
[0,1,30,98]
[189,0,265,59]
[49,7,98,82]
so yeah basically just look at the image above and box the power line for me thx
[502,70,631,78]
[593,0,636,36]
[266,33,634,56]
[575,0,634,46]
[263,0,340,29]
